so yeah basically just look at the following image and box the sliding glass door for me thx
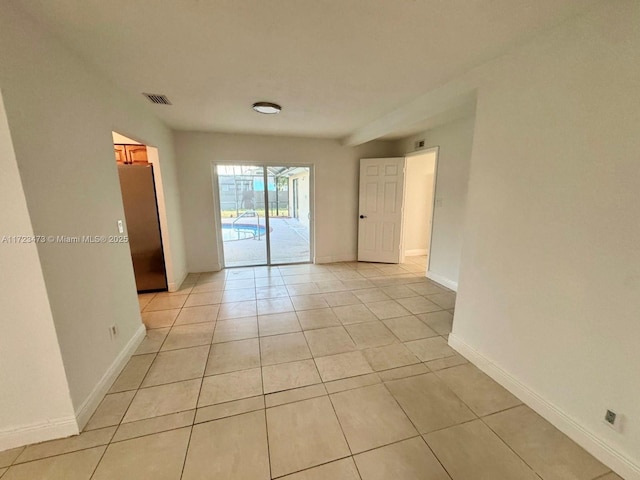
[216,164,311,267]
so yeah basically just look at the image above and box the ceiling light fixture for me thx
[252,102,281,114]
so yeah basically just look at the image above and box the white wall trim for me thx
[426,270,458,292]
[168,270,188,292]
[74,324,146,430]
[448,333,640,480]
[315,254,357,264]
[405,249,428,257]
[0,416,78,452]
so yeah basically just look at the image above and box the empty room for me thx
[0,1,638,479]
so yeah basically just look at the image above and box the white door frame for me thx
[400,147,439,272]
[211,161,315,268]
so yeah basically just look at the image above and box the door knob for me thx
[359,215,367,219]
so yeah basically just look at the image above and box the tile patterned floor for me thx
[0,257,623,479]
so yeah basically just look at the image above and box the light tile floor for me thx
[0,256,624,479]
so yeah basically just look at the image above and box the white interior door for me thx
[357,157,405,263]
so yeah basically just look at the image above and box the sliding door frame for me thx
[211,161,315,268]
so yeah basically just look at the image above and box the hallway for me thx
[0,258,619,479]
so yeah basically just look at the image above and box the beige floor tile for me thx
[426,292,456,310]
[424,420,539,480]
[217,300,257,320]
[92,427,190,480]
[0,448,23,469]
[286,283,321,296]
[108,353,155,393]
[341,279,375,290]
[262,359,321,394]
[425,353,468,371]
[297,308,341,330]
[484,405,609,480]
[224,279,255,290]
[315,350,374,382]
[142,345,209,387]
[380,285,418,299]
[291,294,330,311]
[353,288,391,303]
[265,383,327,408]
[221,288,256,304]
[85,390,136,430]
[113,410,195,442]
[195,396,264,424]
[366,300,411,319]
[418,310,454,335]
[354,437,450,480]
[226,268,255,280]
[197,271,225,284]
[280,458,360,480]
[256,285,289,299]
[435,364,521,416]
[333,304,378,325]
[15,427,114,464]
[260,332,312,366]
[322,291,361,307]
[362,343,421,371]
[198,368,262,407]
[266,396,350,477]
[255,276,284,287]
[334,270,366,281]
[191,280,225,293]
[345,321,398,349]
[257,297,294,315]
[123,379,201,423]
[383,315,438,341]
[183,291,223,308]
[134,327,170,355]
[143,295,188,312]
[141,309,180,329]
[596,473,624,480]
[161,284,194,296]
[205,338,260,375]
[406,282,445,296]
[138,293,155,311]
[330,384,417,453]
[161,322,215,351]
[2,447,105,480]
[0,467,7,477]
[405,336,457,361]
[386,373,476,434]
[258,311,301,336]
[183,410,269,480]
[396,296,442,315]
[378,363,429,382]
[304,326,356,357]
[324,373,381,394]
[212,316,258,343]
[175,305,219,325]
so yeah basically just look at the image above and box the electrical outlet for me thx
[604,409,623,433]
[117,220,124,234]
[109,324,118,339]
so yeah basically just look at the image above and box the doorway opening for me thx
[214,164,312,267]
[401,148,438,270]
[112,132,169,292]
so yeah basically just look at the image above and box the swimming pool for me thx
[221,223,268,241]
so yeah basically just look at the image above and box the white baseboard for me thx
[426,270,458,292]
[448,333,640,480]
[75,324,146,430]
[405,249,428,256]
[189,263,222,273]
[168,270,188,292]
[314,254,357,264]
[0,416,78,452]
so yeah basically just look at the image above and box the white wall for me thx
[173,132,397,270]
[451,2,640,477]
[403,151,436,256]
[288,170,310,229]
[0,2,187,431]
[0,91,77,450]
[397,116,475,289]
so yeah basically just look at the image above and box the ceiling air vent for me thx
[143,93,172,105]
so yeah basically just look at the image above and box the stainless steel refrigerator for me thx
[117,164,168,292]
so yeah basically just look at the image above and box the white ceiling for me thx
[15,0,594,140]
